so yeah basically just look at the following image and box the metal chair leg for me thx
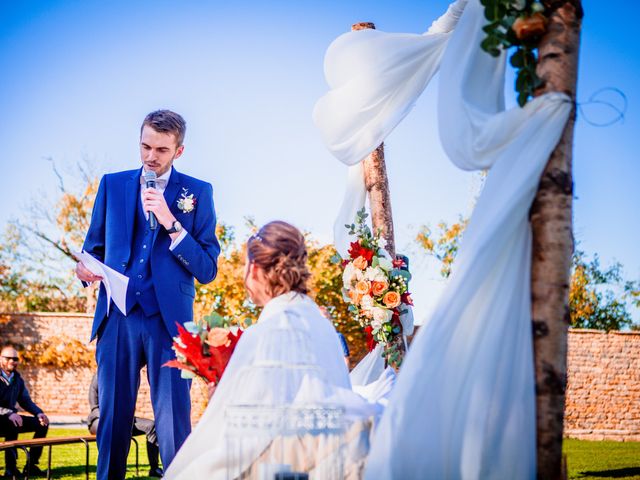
[131,437,140,476]
[80,439,90,480]
[19,446,30,480]
[47,444,52,480]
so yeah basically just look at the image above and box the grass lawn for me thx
[1,427,156,479]
[2,429,640,479]
[564,438,640,480]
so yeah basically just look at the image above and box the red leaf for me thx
[164,323,244,384]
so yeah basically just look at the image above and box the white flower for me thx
[371,317,384,331]
[372,307,392,324]
[343,263,363,288]
[360,295,374,311]
[177,192,196,213]
[364,266,386,282]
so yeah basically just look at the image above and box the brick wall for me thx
[0,312,209,424]
[2,314,639,439]
[564,329,640,441]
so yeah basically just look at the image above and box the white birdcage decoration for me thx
[224,312,347,479]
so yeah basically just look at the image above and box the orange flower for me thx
[352,255,368,270]
[371,280,388,296]
[383,291,401,308]
[355,280,372,296]
[512,13,547,41]
[207,328,231,348]
[348,289,363,305]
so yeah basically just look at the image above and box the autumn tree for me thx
[569,250,640,331]
[415,217,469,278]
[193,223,368,362]
[0,159,98,312]
[416,219,640,332]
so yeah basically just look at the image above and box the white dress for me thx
[165,291,376,480]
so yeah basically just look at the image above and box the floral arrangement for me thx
[164,312,242,384]
[177,188,196,213]
[339,209,412,363]
[479,0,548,106]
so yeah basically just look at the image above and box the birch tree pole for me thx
[351,22,404,367]
[530,2,583,478]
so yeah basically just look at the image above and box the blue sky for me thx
[1,0,638,321]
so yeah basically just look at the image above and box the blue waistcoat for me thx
[124,190,160,316]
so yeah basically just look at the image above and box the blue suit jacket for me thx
[83,167,220,340]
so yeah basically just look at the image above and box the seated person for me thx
[0,345,49,478]
[165,221,376,480]
[86,373,163,478]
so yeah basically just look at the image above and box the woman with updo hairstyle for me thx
[244,221,311,306]
[166,221,373,480]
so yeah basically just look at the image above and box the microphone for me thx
[144,170,158,230]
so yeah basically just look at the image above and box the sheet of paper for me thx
[74,251,129,316]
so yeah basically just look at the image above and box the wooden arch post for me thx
[531,1,583,478]
[352,22,404,368]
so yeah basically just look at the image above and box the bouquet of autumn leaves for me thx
[164,312,243,385]
[340,209,412,355]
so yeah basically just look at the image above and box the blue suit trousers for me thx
[95,306,191,480]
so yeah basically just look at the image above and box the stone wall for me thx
[564,329,640,441]
[0,312,209,423]
[2,313,639,439]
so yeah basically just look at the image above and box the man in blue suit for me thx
[76,110,220,480]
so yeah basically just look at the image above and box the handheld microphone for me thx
[144,170,158,230]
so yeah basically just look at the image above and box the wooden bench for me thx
[0,435,140,480]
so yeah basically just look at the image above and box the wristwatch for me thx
[166,220,183,234]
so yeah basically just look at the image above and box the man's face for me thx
[0,348,19,374]
[140,125,184,177]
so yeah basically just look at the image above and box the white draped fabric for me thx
[164,292,376,479]
[314,0,572,477]
[312,1,467,258]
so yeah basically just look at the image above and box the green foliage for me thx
[345,208,381,252]
[569,250,640,331]
[415,217,640,331]
[479,0,546,106]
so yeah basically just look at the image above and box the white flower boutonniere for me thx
[177,188,196,213]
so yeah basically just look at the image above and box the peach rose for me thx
[371,280,388,296]
[355,280,372,296]
[207,328,231,348]
[348,289,363,305]
[383,291,401,308]
[512,13,547,41]
[352,255,368,270]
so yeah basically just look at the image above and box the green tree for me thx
[569,250,640,331]
[415,219,639,331]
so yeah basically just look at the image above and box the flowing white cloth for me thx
[314,0,572,477]
[313,0,467,258]
[164,292,377,480]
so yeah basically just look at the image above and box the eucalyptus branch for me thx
[480,0,547,106]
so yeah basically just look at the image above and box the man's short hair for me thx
[141,110,187,146]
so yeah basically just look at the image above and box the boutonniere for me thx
[177,188,196,213]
